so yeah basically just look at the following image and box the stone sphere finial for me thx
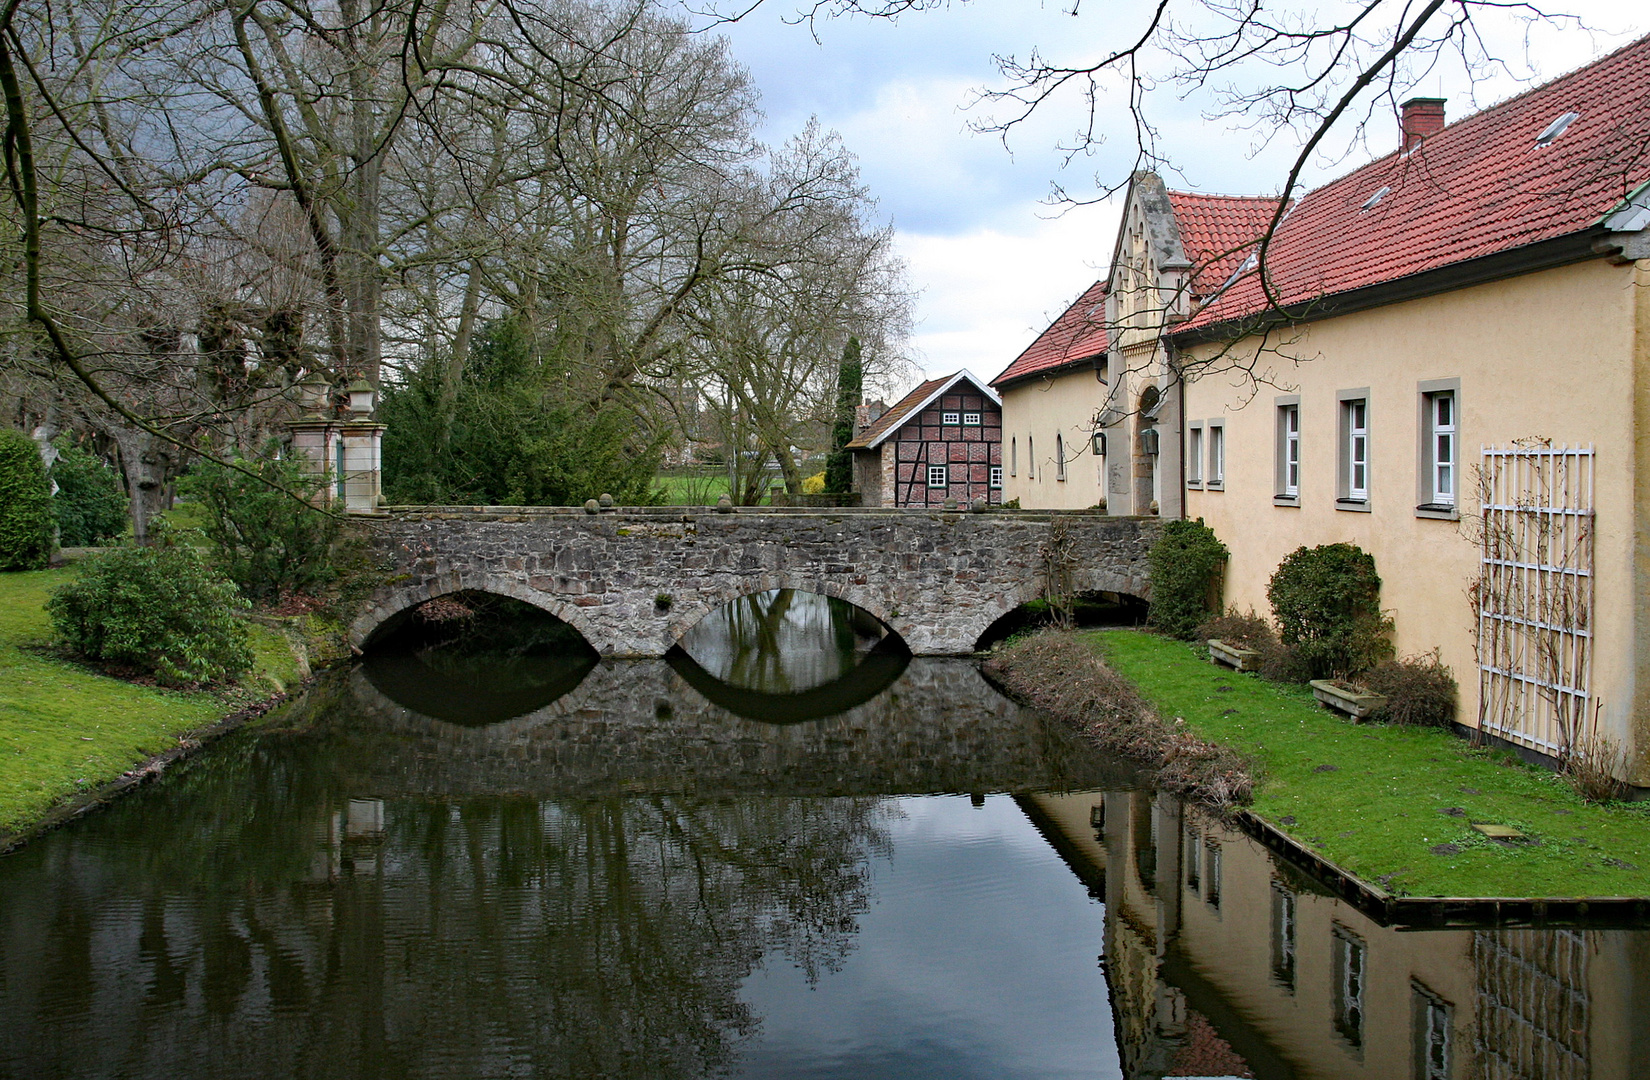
[715,494,734,513]
[942,497,958,511]
[598,493,614,509]
[584,499,599,514]
[970,496,988,513]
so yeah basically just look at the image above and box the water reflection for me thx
[359,592,597,726]
[1024,789,1650,1080]
[0,667,1128,1080]
[679,590,892,693]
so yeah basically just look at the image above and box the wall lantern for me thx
[297,371,331,416]
[346,378,376,417]
[1139,427,1160,456]
[1092,431,1107,457]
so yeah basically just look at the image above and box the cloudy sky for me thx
[698,0,1645,385]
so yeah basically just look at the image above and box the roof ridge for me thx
[1276,31,1650,205]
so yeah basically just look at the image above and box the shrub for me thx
[0,428,54,570]
[48,543,253,686]
[1147,518,1229,640]
[802,471,826,494]
[1266,542,1393,678]
[50,440,128,546]
[180,448,340,603]
[1362,650,1458,726]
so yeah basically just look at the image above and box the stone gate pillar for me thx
[285,373,386,515]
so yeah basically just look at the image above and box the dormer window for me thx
[1535,111,1579,146]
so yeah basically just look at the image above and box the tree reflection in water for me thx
[678,590,889,693]
[0,719,895,1079]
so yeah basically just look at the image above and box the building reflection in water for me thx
[1025,790,1650,1080]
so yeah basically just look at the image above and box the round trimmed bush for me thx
[51,440,128,546]
[0,428,54,570]
[1147,518,1229,639]
[47,544,253,686]
[1266,542,1393,678]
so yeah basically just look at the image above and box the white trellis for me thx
[1474,444,1595,756]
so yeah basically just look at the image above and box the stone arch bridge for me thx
[352,507,1160,657]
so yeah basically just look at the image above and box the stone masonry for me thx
[351,507,1160,656]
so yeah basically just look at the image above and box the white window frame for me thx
[1336,389,1371,511]
[962,411,982,426]
[941,411,960,425]
[989,465,1003,489]
[1417,379,1460,519]
[1274,397,1300,505]
[1206,421,1225,490]
[1187,423,1204,487]
[926,464,948,489]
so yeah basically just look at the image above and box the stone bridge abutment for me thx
[351,508,1160,657]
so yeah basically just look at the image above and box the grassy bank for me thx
[1085,629,1650,898]
[0,566,301,836]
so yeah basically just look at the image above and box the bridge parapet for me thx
[353,508,1160,657]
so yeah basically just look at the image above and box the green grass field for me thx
[1092,628,1650,898]
[651,471,733,505]
[0,565,297,834]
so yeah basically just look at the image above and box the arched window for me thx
[1010,436,1017,477]
[1056,433,1067,481]
[1028,436,1034,481]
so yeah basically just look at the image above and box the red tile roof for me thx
[1166,191,1284,299]
[1184,33,1650,331]
[991,280,1109,388]
[847,376,945,448]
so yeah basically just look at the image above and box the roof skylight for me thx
[1360,186,1390,211]
[1535,111,1580,146]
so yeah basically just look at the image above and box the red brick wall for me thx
[889,391,1003,507]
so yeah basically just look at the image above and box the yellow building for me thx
[1000,35,1650,782]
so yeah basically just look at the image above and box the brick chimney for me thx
[1400,97,1446,153]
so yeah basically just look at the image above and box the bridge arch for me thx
[661,575,904,653]
[351,572,607,654]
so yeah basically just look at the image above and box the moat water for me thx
[2,591,1648,1079]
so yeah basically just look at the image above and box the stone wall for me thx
[352,507,1160,656]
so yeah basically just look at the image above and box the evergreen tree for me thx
[823,337,862,495]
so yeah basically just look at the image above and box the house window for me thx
[1184,831,1202,894]
[1332,925,1366,1050]
[1270,883,1296,991]
[1419,383,1459,515]
[927,465,948,489]
[1207,422,1225,489]
[1010,437,1017,477]
[1187,424,1204,487]
[1337,391,1370,509]
[1275,397,1301,503]
[962,411,981,426]
[942,411,960,425]
[1412,982,1452,1080]
[1028,435,1034,481]
[989,466,1003,489]
[1055,433,1067,481]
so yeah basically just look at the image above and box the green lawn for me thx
[651,472,733,505]
[0,566,297,835]
[1092,628,1650,898]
